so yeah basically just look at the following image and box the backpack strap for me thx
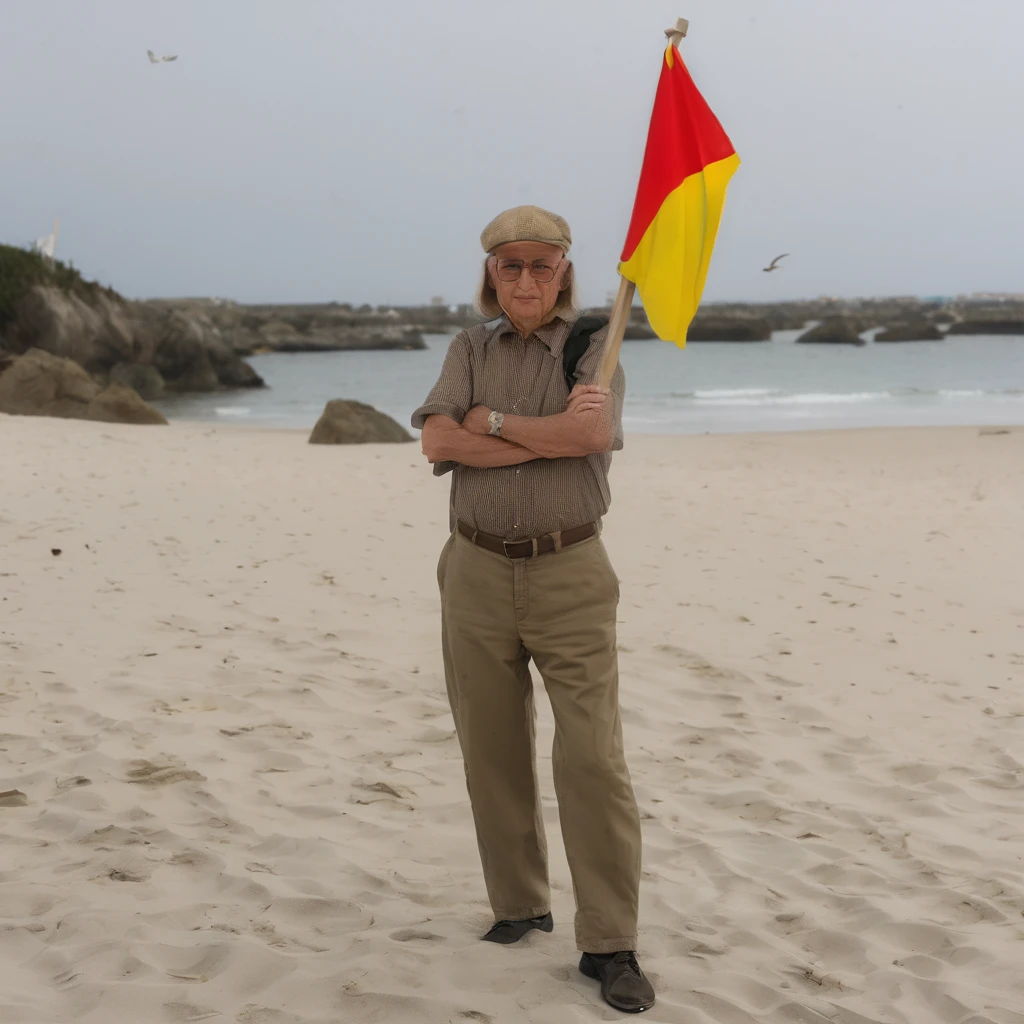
[561,315,608,391]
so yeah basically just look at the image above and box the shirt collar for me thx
[488,314,574,357]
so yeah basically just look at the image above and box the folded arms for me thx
[420,384,616,467]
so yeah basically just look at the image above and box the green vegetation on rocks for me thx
[0,244,119,331]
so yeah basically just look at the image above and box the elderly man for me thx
[412,206,654,1013]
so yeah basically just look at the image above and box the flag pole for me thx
[597,17,689,389]
[597,276,635,388]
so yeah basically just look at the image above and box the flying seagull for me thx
[763,253,789,273]
[147,49,178,63]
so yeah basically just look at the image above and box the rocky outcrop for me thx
[88,382,168,424]
[797,318,866,346]
[578,308,658,341]
[252,323,425,354]
[0,348,167,424]
[308,400,413,444]
[687,317,772,341]
[4,285,137,372]
[875,322,943,342]
[582,311,773,342]
[212,349,264,387]
[140,300,429,355]
[108,362,166,399]
[945,321,1024,336]
[133,306,266,392]
[622,323,657,340]
[0,247,265,398]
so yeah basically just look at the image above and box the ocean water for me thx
[154,330,1024,435]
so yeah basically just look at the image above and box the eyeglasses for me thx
[492,255,566,284]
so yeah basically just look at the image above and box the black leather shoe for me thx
[579,951,655,1013]
[482,912,554,944]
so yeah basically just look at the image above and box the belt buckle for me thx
[504,537,540,559]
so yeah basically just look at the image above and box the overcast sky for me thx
[2,0,1022,306]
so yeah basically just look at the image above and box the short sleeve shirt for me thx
[411,315,625,540]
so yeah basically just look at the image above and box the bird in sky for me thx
[762,253,789,273]
[147,49,178,63]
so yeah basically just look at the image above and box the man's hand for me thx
[455,384,616,461]
[566,383,610,416]
[462,405,493,435]
[494,383,616,460]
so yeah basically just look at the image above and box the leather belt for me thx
[457,521,596,560]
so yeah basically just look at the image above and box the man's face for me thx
[487,241,569,329]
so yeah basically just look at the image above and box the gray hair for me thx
[474,257,579,321]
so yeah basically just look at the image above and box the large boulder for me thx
[150,309,220,391]
[0,347,99,416]
[875,322,943,342]
[201,322,265,387]
[0,348,167,424]
[146,309,265,391]
[87,382,168,425]
[687,317,772,341]
[308,400,413,444]
[4,285,136,372]
[211,351,265,388]
[797,318,866,346]
[109,361,166,399]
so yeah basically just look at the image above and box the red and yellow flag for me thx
[619,45,739,346]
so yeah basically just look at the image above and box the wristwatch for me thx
[487,410,505,437]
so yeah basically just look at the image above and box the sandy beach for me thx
[1,415,1022,1024]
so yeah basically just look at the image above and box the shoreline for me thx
[8,412,1020,441]
[24,414,1024,435]
[149,410,1024,438]
[145,331,1024,437]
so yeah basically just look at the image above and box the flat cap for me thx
[480,205,572,253]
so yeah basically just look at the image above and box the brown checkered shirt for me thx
[411,315,624,540]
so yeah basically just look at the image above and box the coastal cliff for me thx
[0,247,447,409]
[0,245,265,398]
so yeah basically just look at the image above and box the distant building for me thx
[430,295,446,306]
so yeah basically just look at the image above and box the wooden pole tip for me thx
[664,17,689,47]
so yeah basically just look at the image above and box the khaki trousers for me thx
[437,529,642,953]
